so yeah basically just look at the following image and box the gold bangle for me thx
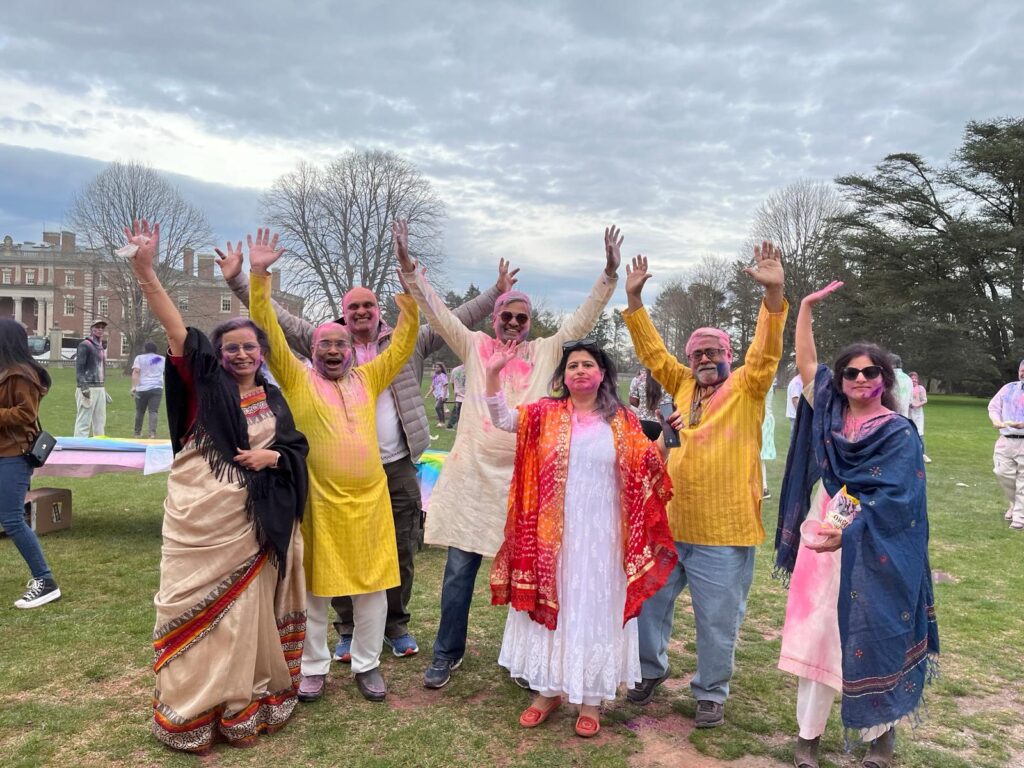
[136,279,155,286]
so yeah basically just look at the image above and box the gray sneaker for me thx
[694,699,725,728]
[423,657,463,689]
[626,669,670,705]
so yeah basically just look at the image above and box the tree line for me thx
[63,117,1023,393]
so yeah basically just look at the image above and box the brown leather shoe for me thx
[793,736,820,768]
[355,667,387,701]
[862,727,895,768]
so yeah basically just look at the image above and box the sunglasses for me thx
[841,365,883,381]
[562,338,601,353]
[688,347,726,363]
[221,342,261,355]
[499,311,530,325]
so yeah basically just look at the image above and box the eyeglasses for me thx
[841,365,883,381]
[316,339,351,351]
[688,348,726,363]
[562,338,601,353]
[221,342,261,355]
[499,311,530,325]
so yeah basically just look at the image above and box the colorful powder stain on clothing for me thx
[415,450,448,510]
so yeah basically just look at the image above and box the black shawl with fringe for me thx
[165,327,308,573]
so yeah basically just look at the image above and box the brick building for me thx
[0,231,303,360]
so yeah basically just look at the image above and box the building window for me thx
[65,271,76,287]
[64,296,74,315]
[178,294,189,312]
[25,270,35,285]
[1,269,10,285]
[220,295,232,313]
[98,297,108,315]
[95,273,104,288]
[120,335,130,356]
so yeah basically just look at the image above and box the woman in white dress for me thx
[484,338,677,737]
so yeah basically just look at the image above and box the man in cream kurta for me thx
[395,221,622,689]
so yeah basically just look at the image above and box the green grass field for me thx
[1,367,1022,767]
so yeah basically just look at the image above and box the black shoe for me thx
[512,676,532,690]
[626,669,670,705]
[14,577,61,609]
[423,657,463,689]
[354,667,387,701]
[694,699,725,728]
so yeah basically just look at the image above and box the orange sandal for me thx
[575,714,601,738]
[519,698,561,728]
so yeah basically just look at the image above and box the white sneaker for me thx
[14,577,61,609]
[1006,508,1014,521]
[923,454,932,464]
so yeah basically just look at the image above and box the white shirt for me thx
[786,375,803,419]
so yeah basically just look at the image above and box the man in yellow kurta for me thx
[245,229,418,703]
[621,244,787,728]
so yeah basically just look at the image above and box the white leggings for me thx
[302,590,387,675]
[797,677,893,742]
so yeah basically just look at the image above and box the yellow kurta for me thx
[623,300,787,546]
[250,273,419,596]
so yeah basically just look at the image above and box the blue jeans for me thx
[432,546,483,661]
[0,455,53,581]
[637,542,755,703]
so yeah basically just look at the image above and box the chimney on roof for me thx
[61,231,76,253]
[43,232,60,247]
[197,254,214,280]
[182,247,194,276]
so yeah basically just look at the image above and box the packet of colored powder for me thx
[824,485,860,529]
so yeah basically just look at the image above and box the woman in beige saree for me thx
[123,221,309,752]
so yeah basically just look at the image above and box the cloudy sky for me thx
[1,0,1021,309]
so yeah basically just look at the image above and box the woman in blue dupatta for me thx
[774,282,938,768]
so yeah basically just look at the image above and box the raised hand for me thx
[122,219,161,273]
[801,280,845,307]
[496,258,520,293]
[393,219,416,273]
[743,241,785,290]
[485,340,519,378]
[215,241,244,281]
[604,225,623,276]
[625,254,652,306]
[247,228,284,275]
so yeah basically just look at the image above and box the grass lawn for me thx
[1,369,1022,767]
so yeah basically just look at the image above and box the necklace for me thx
[688,384,721,427]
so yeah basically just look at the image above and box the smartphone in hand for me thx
[658,402,681,448]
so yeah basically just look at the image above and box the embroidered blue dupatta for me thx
[775,365,939,731]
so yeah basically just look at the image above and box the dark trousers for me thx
[445,401,462,429]
[432,546,483,662]
[134,388,162,436]
[332,456,422,639]
[434,398,446,424]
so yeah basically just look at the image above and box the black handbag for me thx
[24,420,55,468]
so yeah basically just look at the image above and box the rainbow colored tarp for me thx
[415,450,448,510]
[37,436,174,478]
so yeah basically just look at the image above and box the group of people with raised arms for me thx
[113,218,937,767]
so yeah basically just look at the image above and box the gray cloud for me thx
[1,0,1022,309]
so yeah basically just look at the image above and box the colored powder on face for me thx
[868,383,884,399]
[565,369,602,394]
[716,361,730,379]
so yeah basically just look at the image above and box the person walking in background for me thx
[485,338,677,737]
[786,372,803,433]
[0,318,61,609]
[987,359,1024,530]
[909,372,931,463]
[122,220,309,752]
[217,225,516,668]
[621,243,786,728]
[132,341,165,438]
[629,366,672,441]
[891,355,912,418]
[398,223,620,690]
[431,362,448,428]
[760,381,776,499]
[74,320,108,437]
[776,281,938,768]
[446,363,466,428]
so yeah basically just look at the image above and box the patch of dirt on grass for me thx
[387,683,441,710]
[624,713,788,767]
[957,691,1024,716]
